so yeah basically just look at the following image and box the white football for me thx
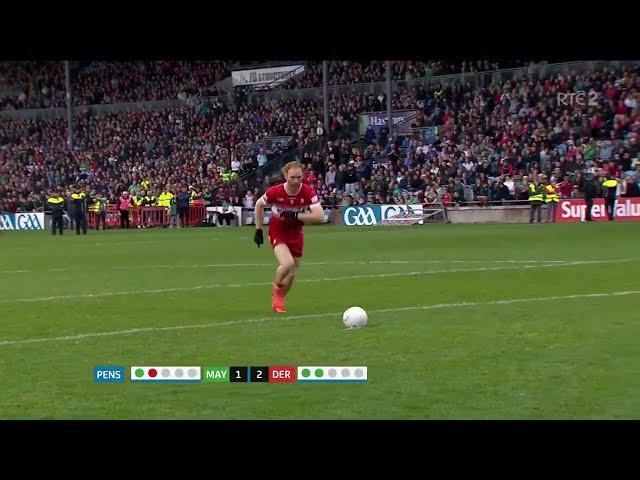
[343,306,368,329]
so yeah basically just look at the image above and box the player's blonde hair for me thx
[282,160,305,177]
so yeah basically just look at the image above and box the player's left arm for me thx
[296,188,324,224]
[297,201,324,223]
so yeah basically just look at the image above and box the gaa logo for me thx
[382,205,408,220]
[15,214,43,230]
[343,206,379,226]
[0,214,13,230]
[0,213,44,230]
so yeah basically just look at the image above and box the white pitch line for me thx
[1,289,639,347]
[0,258,634,305]
[0,259,614,275]
[109,259,572,270]
[112,263,274,270]
[94,239,190,246]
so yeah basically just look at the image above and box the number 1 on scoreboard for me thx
[230,366,248,382]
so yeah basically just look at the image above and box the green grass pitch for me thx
[1,222,638,419]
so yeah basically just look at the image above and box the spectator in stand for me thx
[168,192,179,228]
[441,187,453,206]
[258,148,267,167]
[95,194,109,230]
[217,197,236,227]
[364,125,376,145]
[325,164,337,188]
[558,175,574,199]
[451,178,465,205]
[316,121,325,149]
[604,160,622,179]
[344,163,358,197]
[231,155,241,174]
[244,190,255,209]
[620,175,640,197]
[118,191,131,229]
[177,186,191,228]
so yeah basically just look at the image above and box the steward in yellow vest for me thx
[544,179,559,223]
[47,188,65,235]
[602,175,619,221]
[528,180,544,223]
[132,192,145,207]
[70,186,89,235]
[157,189,174,208]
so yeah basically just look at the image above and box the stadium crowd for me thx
[0,61,232,110]
[1,62,640,221]
[1,60,541,110]
[0,84,423,213]
[322,65,640,208]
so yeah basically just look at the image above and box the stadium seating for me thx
[0,61,232,110]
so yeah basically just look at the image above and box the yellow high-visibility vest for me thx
[528,183,544,202]
[157,192,173,207]
[544,185,559,203]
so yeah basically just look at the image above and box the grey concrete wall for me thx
[447,205,534,223]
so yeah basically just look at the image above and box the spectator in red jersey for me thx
[500,159,514,177]
[303,169,317,186]
[118,191,131,229]
[604,160,622,178]
[557,175,574,199]
[441,187,453,206]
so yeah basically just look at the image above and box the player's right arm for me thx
[253,191,272,247]
[254,196,266,230]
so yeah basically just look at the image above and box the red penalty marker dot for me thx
[148,368,158,378]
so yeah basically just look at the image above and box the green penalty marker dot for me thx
[314,368,324,378]
[301,368,311,378]
[135,368,144,378]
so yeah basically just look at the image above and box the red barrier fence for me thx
[88,205,207,229]
[87,205,120,229]
[188,205,206,226]
[139,207,167,227]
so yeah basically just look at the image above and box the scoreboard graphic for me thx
[297,366,367,382]
[131,366,201,382]
[95,365,367,383]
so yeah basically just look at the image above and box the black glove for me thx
[280,210,299,220]
[254,228,263,248]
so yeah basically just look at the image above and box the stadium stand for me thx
[0,61,233,109]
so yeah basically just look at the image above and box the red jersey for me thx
[261,182,319,234]
[558,181,573,198]
[604,163,621,178]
